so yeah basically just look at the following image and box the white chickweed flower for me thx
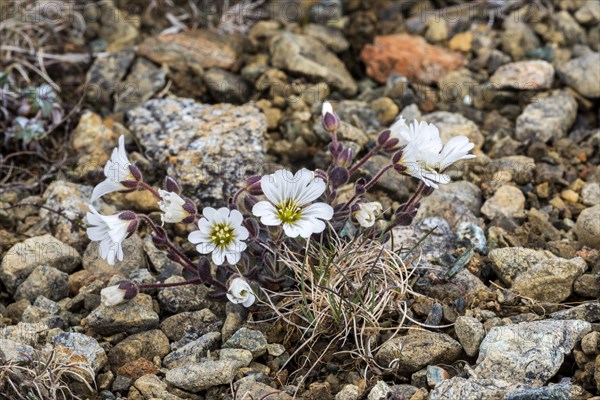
[252,169,334,238]
[91,135,141,202]
[86,205,138,265]
[100,280,138,307]
[158,189,195,224]
[390,119,475,188]
[188,207,249,265]
[354,201,383,228]
[226,277,256,307]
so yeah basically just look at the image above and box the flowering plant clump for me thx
[85,102,475,336]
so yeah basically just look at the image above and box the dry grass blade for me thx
[0,348,96,400]
[258,228,432,386]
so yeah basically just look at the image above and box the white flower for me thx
[158,189,189,223]
[100,281,138,307]
[226,277,256,307]
[86,205,134,265]
[390,119,475,188]
[91,135,136,202]
[252,169,334,238]
[322,101,333,117]
[354,201,383,228]
[100,285,127,306]
[188,207,249,265]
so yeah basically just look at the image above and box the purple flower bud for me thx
[245,175,262,186]
[120,180,138,189]
[126,219,139,236]
[182,215,196,224]
[339,148,353,167]
[383,138,400,151]
[377,129,391,145]
[392,149,403,164]
[164,176,181,193]
[118,280,139,300]
[182,198,197,216]
[247,181,263,196]
[329,166,349,189]
[128,165,143,182]
[118,211,137,220]
[394,164,407,173]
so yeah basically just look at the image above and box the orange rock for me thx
[117,358,157,381]
[138,29,240,74]
[360,34,466,84]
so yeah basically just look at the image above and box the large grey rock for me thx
[133,374,183,400]
[430,377,523,400]
[14,265,69,302]
[475,319,591,386]
[270,32,357,96]
[558,53,600,98]
[481,185,525,220]
[490,60,554,90]
[107,330,170,372]
[86,293,159,336]
[0,339,36,363]
[416,181,482,227]
[114,58,167,112]
[0,234,80,293]
[51,332,107,373]
[234,378,292,400]
[163,332,221,369]
[515,91,577,143]
[550,301,600,323]
[165,360,241,391]
[127,98,266,206]
[375,331,462,374]
[159,309,222,341]
[83,234,147,277]
[576,205,600,249]
[489,247,587,303]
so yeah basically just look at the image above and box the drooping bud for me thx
[128,165,143,182]
[164,176,181,193]
[377,129,391,145]
[329,166,349,189]
[247,181,263,196]
[100,280,138,306]
[354,178,367,195]
[321,101,340,133]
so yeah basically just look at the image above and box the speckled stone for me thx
[222,327,268,358]
[127,98,266,207]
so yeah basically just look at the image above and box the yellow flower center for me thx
[276,199,302,224]
[210,223,235,248]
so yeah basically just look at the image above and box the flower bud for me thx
[339,148,353,167]
[321,101,340,133]
[118,210,137,220]
[383,138,400,151]
[392,149,404,164]
[377,129,391,145]
[247,181,263,196]
[394,164,407,173]
[164,176,181,193]
[329,166,349,189]
[126,219,139,237]
[120,180,139,189]
[118,280,139,300]
[128,165,143,182]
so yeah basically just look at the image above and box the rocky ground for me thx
[0,0,599,399]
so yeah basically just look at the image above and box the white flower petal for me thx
[91,179,124,202]
[302,202,334,221]
[242,293,256,307]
